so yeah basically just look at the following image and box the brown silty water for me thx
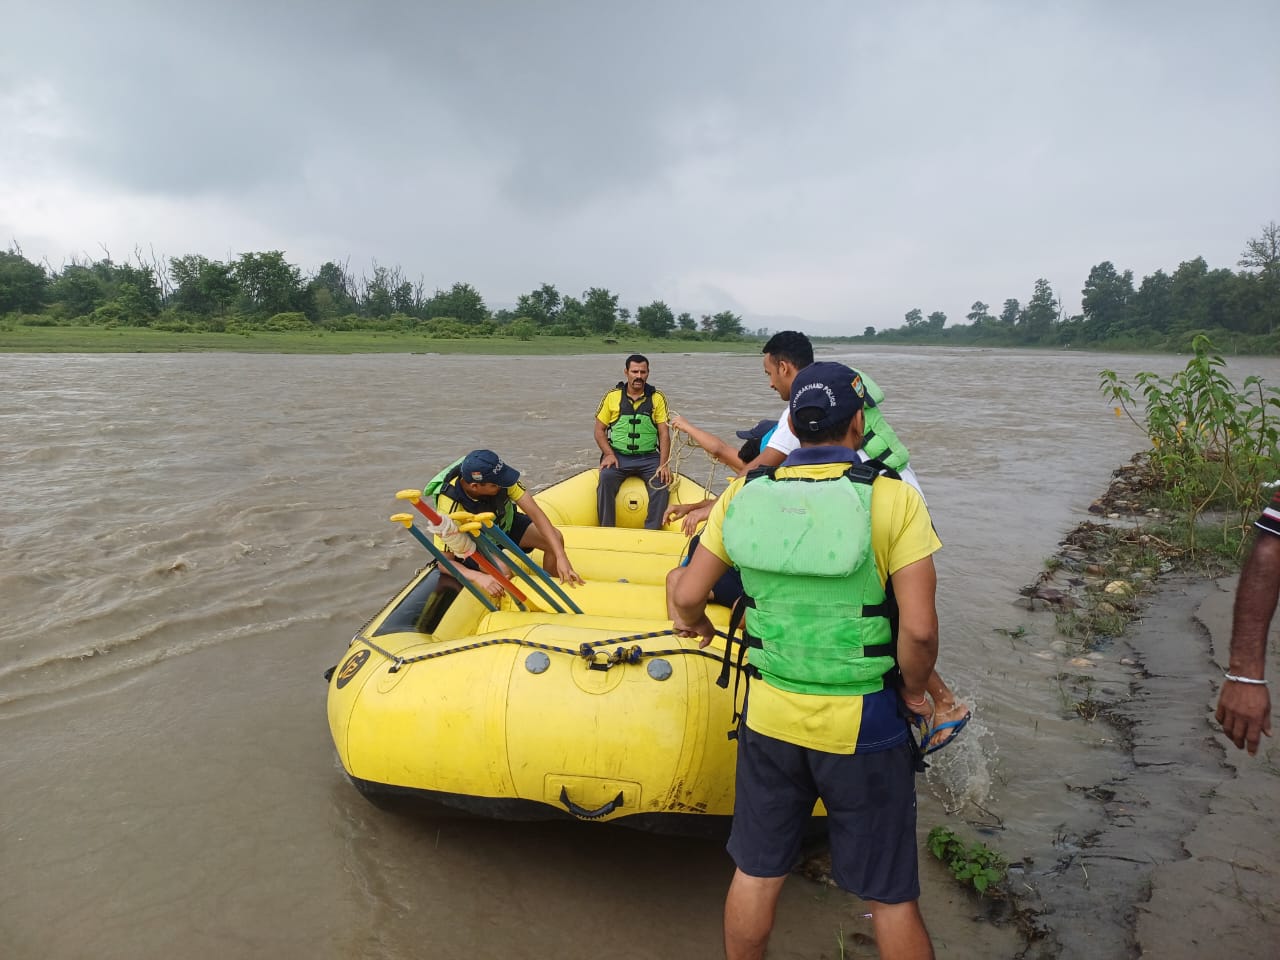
[3,347,1278,959]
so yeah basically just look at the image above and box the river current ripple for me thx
[3,347,1277,959]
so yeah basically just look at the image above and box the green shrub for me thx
[264,311,312,331]
[88,302,128,327]
[17,312,59,327]
[927,826,1007,896]
[1099,334,1280,553]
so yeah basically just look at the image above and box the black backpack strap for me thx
[857,457,900,481]
[716,594,756,689]
[716,595,760,740]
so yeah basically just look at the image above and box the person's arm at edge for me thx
[515,491,584,586]
[1216,530,1278,753]
[889,555,939,702]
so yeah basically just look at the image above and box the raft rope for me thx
[655,415,726,497]
[354,627,740,674]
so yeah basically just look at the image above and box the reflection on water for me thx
[3,347,1279,958]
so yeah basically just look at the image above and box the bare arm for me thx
[672,544,730,647]
[888,555,939,701]
[670,414,744,471]
[1216,531,1279,753]
[514,492,583,585]
[594,417,618,468]
[657,421,672,482]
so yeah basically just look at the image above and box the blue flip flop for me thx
[922,711,971,756]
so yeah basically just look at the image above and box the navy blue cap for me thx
[459,449,520,487]
[788,362,867,435]
[735,419,778,441]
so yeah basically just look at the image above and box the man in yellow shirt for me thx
[673,361,940,960]
[430,449,583,595]
[593,354,672,528]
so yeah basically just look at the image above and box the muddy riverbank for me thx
[984,480,1280,958]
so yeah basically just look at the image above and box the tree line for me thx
[0,248,751,341]
[862,222,1280,352]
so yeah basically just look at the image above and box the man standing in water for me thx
[594,354,672,528]
[1216,488,1278,754]
[673,362,938,960]
[673,332,967,752]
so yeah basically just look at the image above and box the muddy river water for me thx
[4,346,1278,959]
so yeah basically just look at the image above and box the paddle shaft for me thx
[405,496,530,606]
[468,528,568,614]
[399,521,498,612]
[480,520,584,614]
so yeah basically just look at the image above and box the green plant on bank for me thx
[927,826,1008,896]
[1099,335,1280,555]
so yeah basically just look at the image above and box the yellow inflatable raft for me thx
[326,470,750,834]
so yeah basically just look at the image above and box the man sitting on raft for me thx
[594,354,673,529]
[426,449,584,597]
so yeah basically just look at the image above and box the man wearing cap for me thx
[594,354,672,529]
[751,330,921,491]
[673,361,940,960]
[425,450,583,593]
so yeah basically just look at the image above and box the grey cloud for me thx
[2,0,1278,329]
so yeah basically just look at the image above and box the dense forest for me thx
[861,222,1280,354]
[0,247,752,342]
[2,222,1276,351]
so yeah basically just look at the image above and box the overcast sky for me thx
[3,1,1278,333]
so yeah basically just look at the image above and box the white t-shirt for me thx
[766,404,926,500]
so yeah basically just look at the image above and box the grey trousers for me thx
[597,453,669,529]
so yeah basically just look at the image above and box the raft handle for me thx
[559,786,624,820]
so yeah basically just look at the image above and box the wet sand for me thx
[979,568,1280,958]
[1132,574,1280,958]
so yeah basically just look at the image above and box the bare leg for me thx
[867,900,934,960]
[519,527,558,578]
[723,869,786,960]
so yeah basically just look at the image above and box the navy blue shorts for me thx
[683,532,745,607]
[727,724,920,903]
[508,512,533,546]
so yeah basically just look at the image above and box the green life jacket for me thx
[721,464,895,697]
[854,371,910,473]
[423,457,516,532]
[607,383,660,455]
